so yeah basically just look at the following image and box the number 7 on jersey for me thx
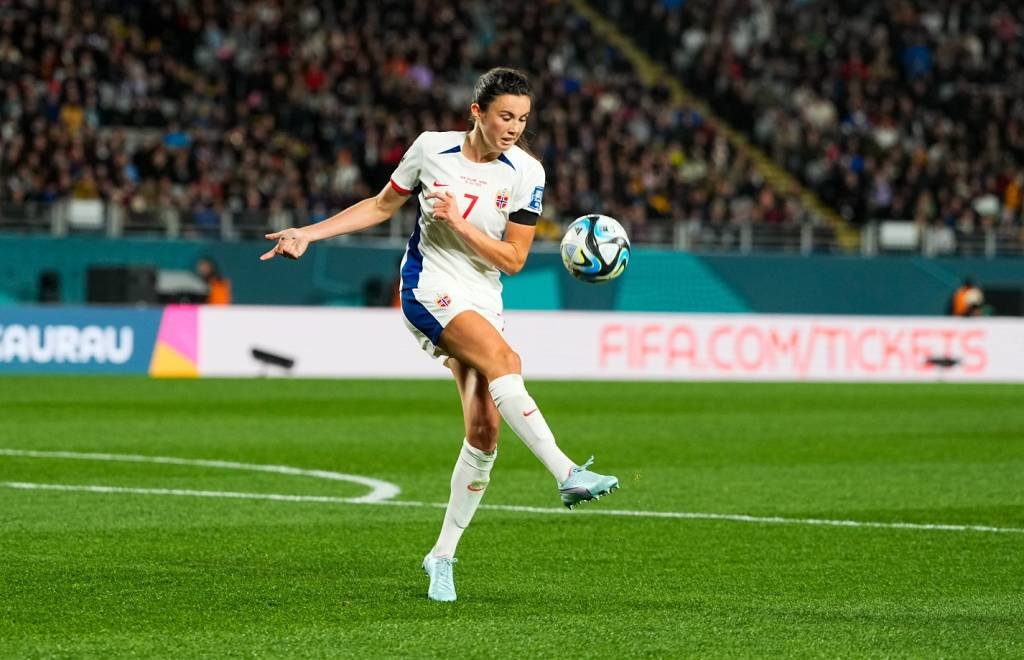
[462,194,478,219]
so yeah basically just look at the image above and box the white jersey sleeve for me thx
[510,158,545,216]
[389,133,426,194]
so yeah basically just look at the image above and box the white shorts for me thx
[400,283,504,360]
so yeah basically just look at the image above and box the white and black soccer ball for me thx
[560,214,631,283]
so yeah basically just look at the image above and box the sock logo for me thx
[467,479,489,492]
[523,408,538,417]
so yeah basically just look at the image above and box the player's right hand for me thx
[260,228,310,261]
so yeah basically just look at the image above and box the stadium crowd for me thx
[595,0,1024,244]
[0,0,809,243]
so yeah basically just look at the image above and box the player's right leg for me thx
[438,311,618,508]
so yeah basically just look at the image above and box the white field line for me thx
[0,448,399,503]
[0,481,417,506]
[2,480,1023,536]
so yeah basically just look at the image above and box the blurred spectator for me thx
[196,256,231,305]
[951,278,984,316]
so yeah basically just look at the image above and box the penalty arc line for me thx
[0,448,399,504]
[2,481,1023,536]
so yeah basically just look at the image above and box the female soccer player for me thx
[260,68,618,602]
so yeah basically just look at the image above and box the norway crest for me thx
[495,188,511,211]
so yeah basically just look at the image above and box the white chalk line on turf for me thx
[472,502,1024,535]
[0,481,420,507]
[0,448,399,504]
[2,480,1023,536]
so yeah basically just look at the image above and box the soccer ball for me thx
[560,214,631,283]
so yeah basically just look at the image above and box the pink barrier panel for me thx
[196,307,1024,382]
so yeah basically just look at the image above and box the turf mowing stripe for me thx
[3,481,1023,536]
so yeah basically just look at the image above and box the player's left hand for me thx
[425,191,467,235]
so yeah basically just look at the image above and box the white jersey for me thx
[391,131,546,313]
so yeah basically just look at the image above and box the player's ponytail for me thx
[472,67,540,161]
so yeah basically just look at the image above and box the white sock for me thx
[431,439,496,558]
[488,373,575,482]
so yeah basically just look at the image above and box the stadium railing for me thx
[0,202,54,235]
[1,201,1021,257]
[674,220,837,255]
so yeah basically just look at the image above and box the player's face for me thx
[474,94,531,152]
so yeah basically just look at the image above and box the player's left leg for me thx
[423,357,498,602]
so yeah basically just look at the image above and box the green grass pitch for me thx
[1,376,1022,657]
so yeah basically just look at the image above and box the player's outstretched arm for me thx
[260,182,410,261]
[425,191,535,275]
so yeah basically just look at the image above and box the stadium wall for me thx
[2,305,1021,382]
[4,236,1023,313]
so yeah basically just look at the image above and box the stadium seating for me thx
[592,0,1024,255]
[0,0,811,246]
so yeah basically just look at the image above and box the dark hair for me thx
[196,255,221,280]
[472,67,539,160]
[473,67,533,109]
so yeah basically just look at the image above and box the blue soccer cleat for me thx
[558,457,619,509]
[422,553,457,602]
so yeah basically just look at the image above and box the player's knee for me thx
[494,347,521,376]
[467,422,499,452]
